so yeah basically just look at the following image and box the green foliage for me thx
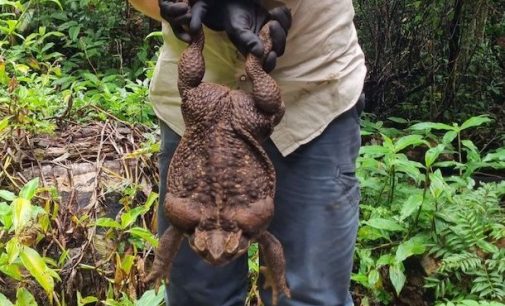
[0,0,160,133]
[0,178,165,304]
[0,178,60,303]
[0,287,165,306]
[425,183,505,301]
[102,289,165,306]
[1,287,39,306]
[95,191,158,248]
[437,301,505,306]
[354,114,505,304]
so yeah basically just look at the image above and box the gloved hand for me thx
[159,0,216,43]
[221,1,292,72]
[159,0,292,72]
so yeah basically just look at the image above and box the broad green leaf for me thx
[460,115,491,130]
[459,301,481,306]
[121,206,146,229]
[392,157,424,182]
[400,194,423,221]
[0,202,13,228]
[359,145,390,156]
[68,25,80,41]
[135,288,165,306]
[442,130,458,144]
[387,117,408,124]
[393,135,427,152]
[95,218,121,229]
[12,198,32,232]
[358,159,386,176]
[6,238,20,263]
[82,72,100,85]
[483,148,505,162]
[0,190,16,201]
[77,292,98,306]
[382,134,394,151]
[0,292,13,306]
[357,225,384,241]
[393,155,425,169]
[395,236,427,262]
[19,178,39,200]
[20,246,55,299]
[144,192,158,210]
[376,254,395,268]
[120,255,135,274]
[0,263,22,280]
[429,170,447,199]
[0,116,10,132]
[409,122,454,131]
[462,140,481,162]
[433,161,462,168]
[351,273,368,286]
[15,287,37,306]
[366,218,404,232]
[127,227,159,247]
[356,248,373,269]
[461,140,479,153]
[389,263,406,295]
[368,269,380,287]
[1,250,11,265]
[425,144,445,167]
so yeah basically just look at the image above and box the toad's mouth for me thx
[187,228,250,266]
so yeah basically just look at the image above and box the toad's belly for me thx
[167,127,275,207]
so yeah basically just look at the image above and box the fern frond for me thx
[439,252,482,273]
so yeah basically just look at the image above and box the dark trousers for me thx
[157,103,362,306]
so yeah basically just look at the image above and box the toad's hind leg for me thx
[257,231,291,305]
[178,29,205,99]
[245,22,284,123]
[144,226,184,286]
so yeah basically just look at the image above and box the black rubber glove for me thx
[221,1,292,72]
[159,0,216,43]
[159,0,291,72]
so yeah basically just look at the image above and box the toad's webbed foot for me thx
[144,226,184,286]
[258,231,291,305]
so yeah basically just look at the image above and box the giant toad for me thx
[145,8,290,305]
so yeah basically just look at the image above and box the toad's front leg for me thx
[144,226,184,286]
[257,231,291,305]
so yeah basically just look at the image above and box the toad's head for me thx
[188,221,250,265]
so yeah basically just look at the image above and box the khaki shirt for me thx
[149,0,366,156]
